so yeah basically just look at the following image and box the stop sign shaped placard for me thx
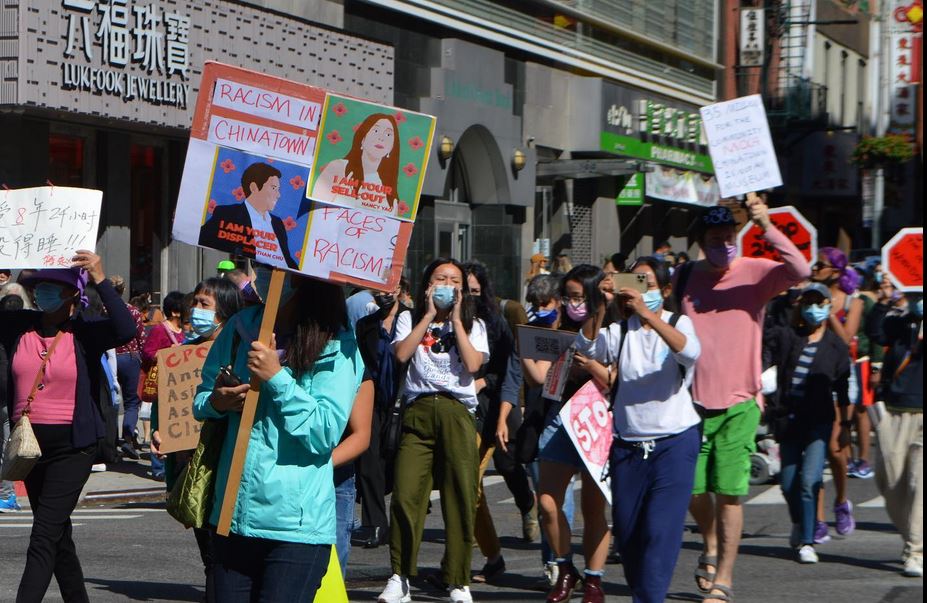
[882,227,923,292]
[737,206,817,265]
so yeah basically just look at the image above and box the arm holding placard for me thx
[747,193,812,297]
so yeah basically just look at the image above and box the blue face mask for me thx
[642,290,664,313]
[254,267,297,306]
[34,282,70,313]
[533,307,558,326]
[432,285,456,310]
[190,307,218,337]
[801,303,831,326]
[874,271,883,283]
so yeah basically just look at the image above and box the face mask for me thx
[533,307,558,326]
[374,293,396,311]
[432,285,456,310]
[801,304,831,326]
[34,282,69,313]
[254,267,297,305]
[705,243,738,269]
[190,307,219,337]
[565,301,588,322]
[874,271,883,283]
[643,290,664,313]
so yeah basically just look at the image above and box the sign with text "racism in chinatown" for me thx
[700,94,783,199]
[0,186,102,269]
[882,227,923,293]
[172,62,435,291]
[737,206,817,266]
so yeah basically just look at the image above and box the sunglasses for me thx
[811,261,834,271]
[429,328,456,354]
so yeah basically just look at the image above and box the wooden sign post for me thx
[216,268,285,537]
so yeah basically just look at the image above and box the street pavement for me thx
[0,453,923,602]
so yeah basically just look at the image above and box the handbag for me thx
[166,330,240,529]
[1,332,65,481]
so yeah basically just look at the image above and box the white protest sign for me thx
[304,203,401,284]
[517,325,578,362]
[0,186,102,269]
[559,380,613,504]
[700,94,782,198]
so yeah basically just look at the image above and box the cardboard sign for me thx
[307,93,435,222]
[0,186,102,269]
[542,348,574,402]
[517,325,579,362]
[882,227,923,292]
[737,206,817,265]
[156,341,213,454]
[700,94,783,198]
[558,380,613,504]
[173,62,433,291]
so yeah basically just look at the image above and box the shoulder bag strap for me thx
[22,331,66,416]
[607,321,628,412]
[668,313,687,384]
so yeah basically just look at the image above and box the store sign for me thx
[646,168,720,206]
[600,132,713,172]
[801,132,859,197]
[59,0,191,109]
[616,173,644,206]
[740,9,765,67]
[639,101,706,145]
[888,0,923,135]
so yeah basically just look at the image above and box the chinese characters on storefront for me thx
[739,9,765,67]
[60,0,191,108]
[889,0,923,135]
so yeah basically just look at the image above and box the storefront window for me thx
[130,144,164,297]
[48,134,85,186]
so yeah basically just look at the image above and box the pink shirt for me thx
[679,227,810,410]
[12,331,79,424]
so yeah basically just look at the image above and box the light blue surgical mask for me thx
[190,307,219,337]
[801,303,831,326]
[432,285,456,310]
[874,271,883,284]
[643,290,664,313]
[34,282,69,314]
[254,267,297,306]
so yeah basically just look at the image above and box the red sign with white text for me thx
[559,380,613,504]
[737,206,817,265]
[882,227,923,292]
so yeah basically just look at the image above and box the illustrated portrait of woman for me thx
[311,113,401,215]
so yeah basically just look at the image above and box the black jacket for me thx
[764,325,850,439]
[355,305,411,412]
[1,280,136,448]
[879,312,923,411]
[198,202,299,269]
[475,312,517,439]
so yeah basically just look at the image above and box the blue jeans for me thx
[213,532,330,602]
[528,461,575,564]
[779,422,832,545]
[116,353,142,441]
[334,473,356,577]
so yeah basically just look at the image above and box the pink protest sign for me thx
[558,380,613,504]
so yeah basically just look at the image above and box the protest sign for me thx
[317,547,348,602]
[0,186,102,269]
[156,341,213,454]
[700,94,783,198]
[517,325,579,362]
[559,380,613,504]
[543,348,574,402]
[737,206,817,265]
[882,227,923,292]
[306,93,435,222]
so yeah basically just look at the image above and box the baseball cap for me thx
[800,282,832,301]
[699,206,736,228]
[217,260,236,272]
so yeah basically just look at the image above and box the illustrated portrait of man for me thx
[198,162,299,269]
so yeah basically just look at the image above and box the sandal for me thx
[694,554,717,594]
[702,583,733,602]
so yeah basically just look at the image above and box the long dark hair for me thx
[194,277,243,323]
[558,264,605,332]
[344,113,401,209]
[414,258,475,334]
[462,261,499,323]
[285,276,347,378]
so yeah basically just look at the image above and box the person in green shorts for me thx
[674,196,810,603]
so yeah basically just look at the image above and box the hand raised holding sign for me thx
[247,333,283,382]
[745,192,772,231]
[71,250,106,284]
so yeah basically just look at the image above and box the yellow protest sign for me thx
[316,546,348,602]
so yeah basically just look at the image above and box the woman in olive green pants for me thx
[377,258,490,603]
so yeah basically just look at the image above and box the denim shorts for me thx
[537,405,584,469]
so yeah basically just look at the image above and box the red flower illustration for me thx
[283,216,298,231]
[220,159,236,173]
[332,102,348,117]
[408,136,424,151]
[289,175,306,190]
[394,111,407,124]
[352,122,362,132]
[402,163,419,177]
[232,186,245,201]
[207,199,217,214]
[326,130,343,145]
[398,201,410,215]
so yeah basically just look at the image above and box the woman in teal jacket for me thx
[193,270,363,602]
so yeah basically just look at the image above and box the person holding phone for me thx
[575,257,701,603]
[377,258,489,603]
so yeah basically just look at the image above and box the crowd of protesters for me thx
[0,193,922,602]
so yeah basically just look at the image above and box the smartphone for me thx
[611,273,648,293]
[215,365,243,388]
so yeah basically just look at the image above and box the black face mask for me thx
[374,294,396,311]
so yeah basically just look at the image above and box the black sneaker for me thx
[472,556,505,584]
[121,441,141,460]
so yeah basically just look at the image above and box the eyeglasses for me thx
[565,294,586,304]
[811,261,834,271]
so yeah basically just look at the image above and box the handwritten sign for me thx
[700,94,782,198]
[517,325,578,362]
[737,206,817,265]
[0,186,102,269]
[559,380,613,504]
[156,341,212,454]
[882,227,923,292]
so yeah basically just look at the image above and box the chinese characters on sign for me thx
[61,0,191,109]
[889,0,923,135]
[740,9,765,67]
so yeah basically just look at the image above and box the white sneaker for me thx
[378,574,411,603]
[90,463,107,472]
[798,545,818,564]
[903,557,923,577]
[544,561,559,587]
[789,524,801,549]
[449,585,473,603]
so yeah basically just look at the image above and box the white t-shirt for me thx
[574,310,701,441]
[393,312,490,412]
[245,202,285,265]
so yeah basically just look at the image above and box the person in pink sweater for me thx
[675,194,810,603]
